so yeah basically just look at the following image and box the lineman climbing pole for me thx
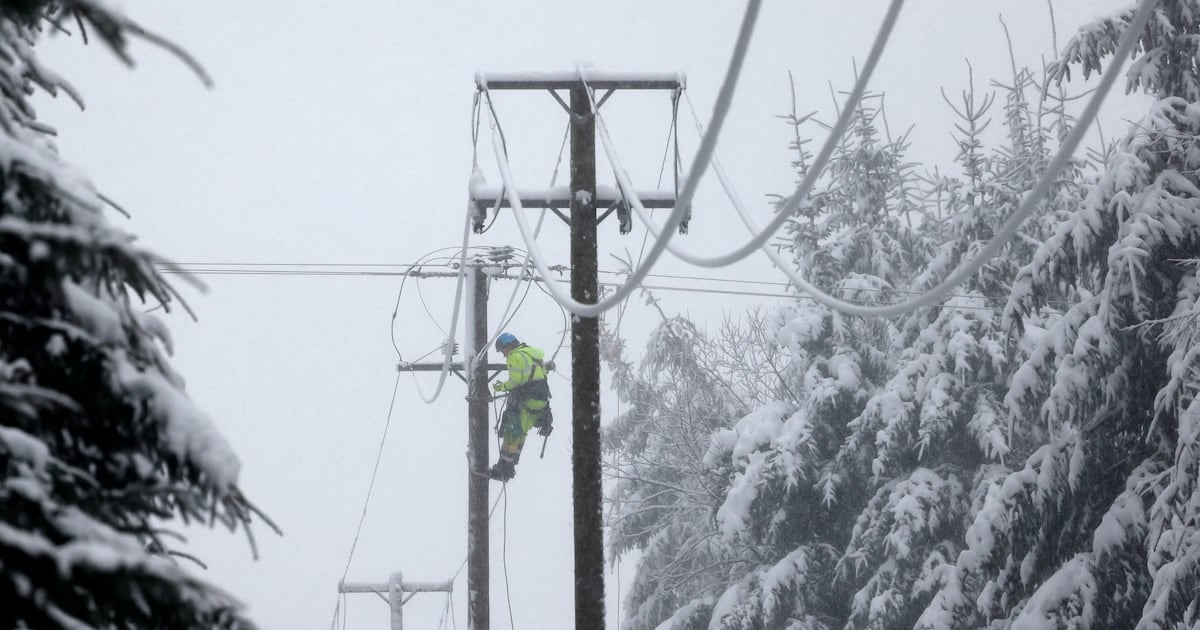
[471,71,685,628]
[395,260,555,630]
[396,263,494,630]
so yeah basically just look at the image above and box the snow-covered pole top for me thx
[475,70,685,91]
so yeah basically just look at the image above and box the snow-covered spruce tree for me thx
[823,52,1098,630]
[603,304,790,629]
[630,38,1100,627]
[916,2,1200,627]
[0,5,270,628]
[649,93,933,630]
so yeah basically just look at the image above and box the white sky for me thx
[33,1,1142,628]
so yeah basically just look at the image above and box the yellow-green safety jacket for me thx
[495,344,549,400]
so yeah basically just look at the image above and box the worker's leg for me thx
[490,407,526,481]
[517,398,547,436]
[490,399,547,481]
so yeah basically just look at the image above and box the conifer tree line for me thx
[0,4,271,628]
[604,2,1200,628]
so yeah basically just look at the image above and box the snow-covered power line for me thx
[585,0,903,269]
[675,0,1157,319]
[410,210,474,404]
[482,0,762,318]
[474,121,570,366]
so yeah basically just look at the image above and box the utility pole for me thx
[465,264,490,630]
[339,572,453,630]
[392,262,554,630]
[567,84,604,628]
[394,262,498,630]
[470,71,685,628]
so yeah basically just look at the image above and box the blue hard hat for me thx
[495,332,519,351]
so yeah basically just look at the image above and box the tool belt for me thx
[513,377,550,402]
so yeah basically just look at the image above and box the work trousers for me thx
[499,396,549,459]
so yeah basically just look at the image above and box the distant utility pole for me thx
[471,71,685,629]
[339,572,453,630]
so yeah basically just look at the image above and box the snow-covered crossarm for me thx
[338,573,452,630]
[469,184,679,233]
[469,185,676,210]
[338,579,453,593]
[475,70,684,90]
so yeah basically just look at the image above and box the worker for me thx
[488,332,552,481]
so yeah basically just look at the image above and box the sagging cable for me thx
[480,0,762,318]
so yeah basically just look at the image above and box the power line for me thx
[155,262,1065,311]
[412,213,475,405]
[484,0,760,319]
[329,371,404,630]
[147,262,925,293]
[600,0,900,271]
[662,0,1154,318]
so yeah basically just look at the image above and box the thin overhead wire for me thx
[411,208,475,404]
[483,0,762,318]
[449,490,507,584]
[678,0,1156,318]
[415,274,450,337]
[329,371,404,630]
[438,591,453,630]
[390,247,473,359]
[502,487,516,630]
[590,0,903,269]
[157,260,1018,302]
[157,259,1040,312]
[163,268,432,277]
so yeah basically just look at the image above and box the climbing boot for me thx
[487,458,516,481]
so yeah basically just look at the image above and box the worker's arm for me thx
[494,351,533,392]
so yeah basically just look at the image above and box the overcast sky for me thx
[34,1,1141,628]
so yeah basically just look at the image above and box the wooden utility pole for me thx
[394,262,552,630]
[392,266,491,630]
[567,85,605,627]
[465,264,490,630]
[470,71,685,628]
[393,264,558,630]
[339,573,453,630]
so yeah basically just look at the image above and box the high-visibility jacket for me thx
[498,344,549,399]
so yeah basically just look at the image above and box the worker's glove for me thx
[493,382,510,394]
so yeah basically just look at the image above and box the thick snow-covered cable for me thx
[683,0,1156,318]
[482,0,761,318]
[476,220,543,366]
[410,204,474,403]
[589,0,903,269]
[474,122,570,365]
[527,276,571,364]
